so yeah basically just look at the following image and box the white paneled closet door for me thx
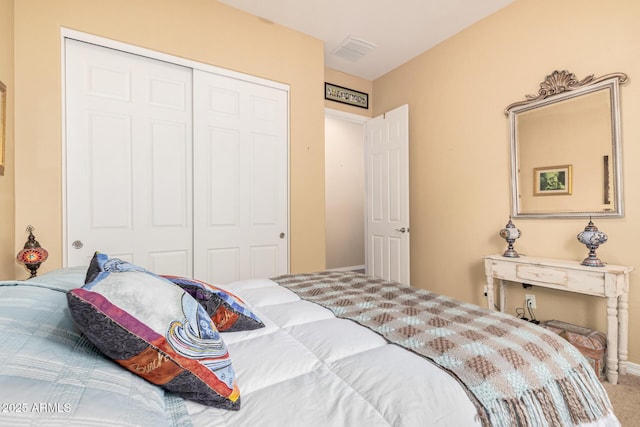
[193,71,289,284]
[65,37,289,281]
[65,39,193,275]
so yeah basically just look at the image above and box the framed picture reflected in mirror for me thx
[533,164,572,196]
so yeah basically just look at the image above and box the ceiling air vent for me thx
[332,35,377,62]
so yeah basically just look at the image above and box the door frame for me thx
[60,28,291,268]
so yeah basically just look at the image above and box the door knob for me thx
[279,232,286,239]
[72,240,84,249]
[395,227,407,233]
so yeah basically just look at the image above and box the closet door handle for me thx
[279,233,286,239]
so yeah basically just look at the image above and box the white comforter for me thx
[0,268,619,426]
[185,278,620,427]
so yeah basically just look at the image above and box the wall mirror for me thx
[506,70,628,218]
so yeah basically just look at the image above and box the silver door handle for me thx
[395,227,407,233]
[72,240,84,249]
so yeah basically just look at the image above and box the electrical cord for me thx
[516,307,528,321]
[517,300,540,324]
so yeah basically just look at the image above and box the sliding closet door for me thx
[65,39,193,275]
[193,70,289,283]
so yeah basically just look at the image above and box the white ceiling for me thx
[217,0,515,80]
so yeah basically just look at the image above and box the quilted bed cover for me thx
[0,267,621,427]
[186,277,620,427]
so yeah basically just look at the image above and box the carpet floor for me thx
[602,374,640,426]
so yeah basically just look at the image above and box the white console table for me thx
[482,254,633,384]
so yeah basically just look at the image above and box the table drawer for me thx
[516,264,568,286]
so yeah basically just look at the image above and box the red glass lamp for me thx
[16,225,49,278]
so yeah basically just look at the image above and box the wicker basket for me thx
[540,320,606,379]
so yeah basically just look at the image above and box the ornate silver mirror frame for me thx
[506,70,628,218]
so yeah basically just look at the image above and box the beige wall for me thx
[0,0,15,279]
[11,0,326,277]
[374,0,640,364]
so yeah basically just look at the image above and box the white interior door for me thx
[365,104,410,285]
[65,39,193,275]
[193,70,289,284]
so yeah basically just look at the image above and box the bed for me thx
[0,259,620,427]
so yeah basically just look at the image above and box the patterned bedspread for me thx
[271,271,613,427]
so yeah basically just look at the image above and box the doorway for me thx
[324,109,366,271]
[324,105,410,284]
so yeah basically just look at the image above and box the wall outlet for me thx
[525,294,536,309]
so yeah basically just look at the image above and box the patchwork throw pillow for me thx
[162,275,264,332]
[67,253,240,409]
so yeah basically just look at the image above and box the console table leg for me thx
[606,296,619,385]
[486,275,495,311]
[618,292,629,375]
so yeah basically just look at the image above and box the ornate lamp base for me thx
[581,248,606,267]
[577,219,607,268]
[499,218,521,258]
[503,247,520,258]
[25,262,42,278]
[581,257,606,267]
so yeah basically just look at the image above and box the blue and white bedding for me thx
[0,268,621,426]
[0,268,191,427]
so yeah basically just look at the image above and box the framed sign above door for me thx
[325,82,368,109]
